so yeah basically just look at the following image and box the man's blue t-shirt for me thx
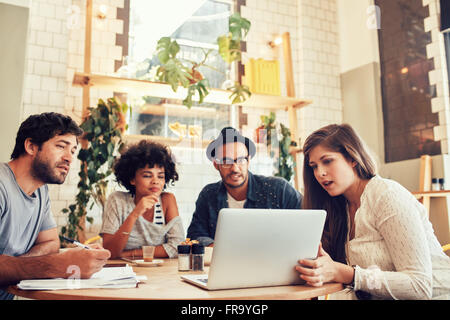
[0,163,56,300]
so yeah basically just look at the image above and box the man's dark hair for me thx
[114,140,179,195]
[11,112,83,159]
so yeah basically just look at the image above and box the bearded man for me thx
[0,112,110,300]
[186,127,303,247]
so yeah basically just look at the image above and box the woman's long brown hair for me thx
[302,124,377,263]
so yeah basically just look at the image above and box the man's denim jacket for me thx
[186,171,303,246]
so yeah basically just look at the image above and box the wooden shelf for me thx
[73,72,312,110]
[139,103,218,119]
[412,190,450,198]
[124,134,212,149]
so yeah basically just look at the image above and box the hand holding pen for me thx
[62,236,91,249]
[57,237,111,279]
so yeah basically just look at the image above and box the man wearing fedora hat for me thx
[187,127,303,246]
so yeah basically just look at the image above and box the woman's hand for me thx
[295,243,337,287]
[133,194,159,218]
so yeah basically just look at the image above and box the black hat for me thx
[206,127,256,161]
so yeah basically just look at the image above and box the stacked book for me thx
[17,265,146,290]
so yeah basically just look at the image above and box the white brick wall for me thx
[21,0,124,234]
[424,0,450,154]
[22,0,72,229]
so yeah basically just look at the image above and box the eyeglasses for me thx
[215,156,249,168]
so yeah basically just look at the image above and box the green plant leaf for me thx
[228,82,251,104]
[156,37,174,64]
[229,13,251,40]
[217,34,231,63]
[157,60,191,91]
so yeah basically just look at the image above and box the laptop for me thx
[181,208,326,290]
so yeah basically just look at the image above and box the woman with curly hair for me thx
[100,140,184,259]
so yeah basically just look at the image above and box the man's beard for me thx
[31,153,68,185]
[221,171,248,189]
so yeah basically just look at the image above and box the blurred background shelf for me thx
[124,134,211,149]
[412,190,450,198]
[139,103,217,119]
[73,72,312,110]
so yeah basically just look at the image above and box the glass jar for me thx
[191,243,205,271]
[432,178,440,191]
[177,244,191,271]
[439,178,445,190]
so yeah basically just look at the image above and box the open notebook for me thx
[17,265,147,290]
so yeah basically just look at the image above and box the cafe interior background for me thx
[1,0,450,251]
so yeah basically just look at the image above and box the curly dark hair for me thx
[113,140,178,195]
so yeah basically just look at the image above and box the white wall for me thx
[337,0,379,74]
[337,0,384,175]
[0,2,30,162]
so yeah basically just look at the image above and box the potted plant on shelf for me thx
[255,112,276,144]
[60,97,129,243]
[155,13,252,108]
[257,112,296,183]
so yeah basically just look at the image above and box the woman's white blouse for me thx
[347,175,450,299]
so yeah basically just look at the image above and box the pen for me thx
[84,235,101,245]
[62,236,90,249]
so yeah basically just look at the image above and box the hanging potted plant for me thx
[60,97,129,243]
[257,112,296,183]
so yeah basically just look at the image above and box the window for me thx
[123,0,235,141]
[376,0,441,162]
[444,32,450,91]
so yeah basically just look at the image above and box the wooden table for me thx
[8,259,343,300]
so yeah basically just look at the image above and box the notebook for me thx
[181,208,326,290]
[17,265,147,290]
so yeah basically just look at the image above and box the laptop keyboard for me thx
[198,278,208,284]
